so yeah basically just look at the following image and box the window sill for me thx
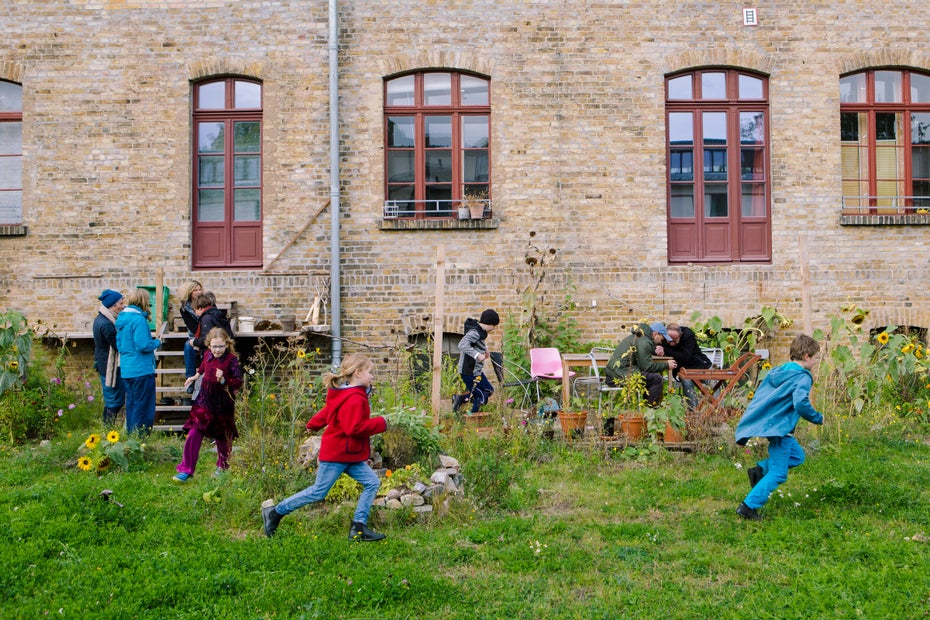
[379,217,499,231]
[0,225,27,236]
[840,213,930,226]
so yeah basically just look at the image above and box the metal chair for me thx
[571,347,622,416]
[700,347,725,369]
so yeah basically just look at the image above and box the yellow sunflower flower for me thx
[901,343,915,355]
[7,360,18,371]
[761,361,772,371]
[77,456,93,471]
[876,332,890,345]
[85,434,101,449]
[296,349,307,359]
[106,431,120,443]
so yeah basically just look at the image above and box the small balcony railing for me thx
[383,199,492,220]
[841,195,930,214]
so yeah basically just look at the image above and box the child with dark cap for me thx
[453,309,500,414]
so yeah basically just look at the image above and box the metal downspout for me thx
[328,0,342,367]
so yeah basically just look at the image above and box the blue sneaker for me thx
[172,472,191,483]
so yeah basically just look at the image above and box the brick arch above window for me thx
[188,58,266,81]
[837,50,930,76]
[378,51,494,80]
[0,61,25,84]
[663,49,774,78]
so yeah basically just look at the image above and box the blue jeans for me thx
[460,372,494,413]
[98,370,125,425]
[183,339,200,378]
[123,374,156,435]
[276,460,381,525]
[743,435,806,509]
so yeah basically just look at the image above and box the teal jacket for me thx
[604,322,668,383]
[735,361,823,445]
[115,305,162,379]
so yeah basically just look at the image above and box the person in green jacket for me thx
[604,322,677,406]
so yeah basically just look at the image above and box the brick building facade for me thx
[2,1,929,362]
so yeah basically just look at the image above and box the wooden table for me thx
[561,352,610,404]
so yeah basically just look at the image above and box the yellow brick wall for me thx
[2,1,930,365]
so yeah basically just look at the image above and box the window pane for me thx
[670,185,694,218]
[460,75,488,105]
[198,190,225,221]
[234,155,260,186]
[704,184,728,217]
[876,112,899,142]
[912,181,930,207]
[911,73,930,103]
[199,123,225,153]
[234,121,260,152]
[234,81,261,108]
[198,156,224,187]
[387,184,414,201]
[234,189,260,221]
[0,82,22,112]
[198,82,226,109]
[463,184,488,199]
[741,183,766,216]
[0,157,22,189]
[840,112,861,141]
[669,112,693,145]
[462,116,488,148]
[387,151,415,183]
[668,75,692,100]
[739,112,764,144]
[840,74,866,103]
[701,72,726,99]
[386,75,415,106]
[669,150,693,181]
[425,150,452,182]
[912,113,930,145]
[738,74,763,99]
[704,149,727,180]
[703,112,726,144]
[424,73,451,105]
[0,122,22,154]
[425,184,451,202]
[911,148,930,181]
[0,190,22,221]
[387,117,415,148]
[875,70,902,103]
[740,148,764,180]
[463,150,488,183]
[425,116,451,148]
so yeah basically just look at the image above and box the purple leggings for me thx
[176,427,232,474]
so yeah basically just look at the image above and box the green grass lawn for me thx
[2,427,929,619]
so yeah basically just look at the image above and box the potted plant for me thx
[617,373,648,441]
[462,189,488,220]
[645,392,687,443]
[600,390,620,437]
[557,395,589,439]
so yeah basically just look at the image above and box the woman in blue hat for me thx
[92,289,126,426]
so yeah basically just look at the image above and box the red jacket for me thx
[306,385,386,462]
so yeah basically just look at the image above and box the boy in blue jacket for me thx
[735,334,823,521]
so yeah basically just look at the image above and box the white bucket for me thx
[238,316,255,332]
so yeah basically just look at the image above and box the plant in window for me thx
[462,189,488,219]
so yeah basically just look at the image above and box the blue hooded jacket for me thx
[734,361,823,445]
[115,305,162,379]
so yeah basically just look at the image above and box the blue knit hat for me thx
[98,289,123,308]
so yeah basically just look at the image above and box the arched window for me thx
[192,77,262,268]
[840,69,930,214]
[383,71,490,219]
[665,69,771,262]
[0,81,23,225]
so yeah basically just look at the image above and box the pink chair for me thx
[530,348,575,402]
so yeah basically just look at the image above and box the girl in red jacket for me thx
[261,353,388,541]
[173,327,243,482]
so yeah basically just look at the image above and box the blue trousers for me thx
[460,372,494,413]
[275,460,381,525]
[184,339,200,378]
[743,435,806,510]
[98,370,125,425]
[123,374,156,435]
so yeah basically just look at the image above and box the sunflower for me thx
[106,430,120,443]
[77,456,93,471]
[876,332,890,345]
[296,349,307,359]
[85,434,101,449]
[761,361,772,371]
[7,360,18,371]
[901,343,915,355]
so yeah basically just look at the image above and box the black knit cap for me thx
[479,309,500,326]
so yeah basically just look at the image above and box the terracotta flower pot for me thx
[663,422,684,443]
[557,411,588,439]
[620,414,646,440]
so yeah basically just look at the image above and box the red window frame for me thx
[840,69,930,214]
[383,71,491,219]
[0,80,23,225]
[665,69,771,263]
[191,77,263,269]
